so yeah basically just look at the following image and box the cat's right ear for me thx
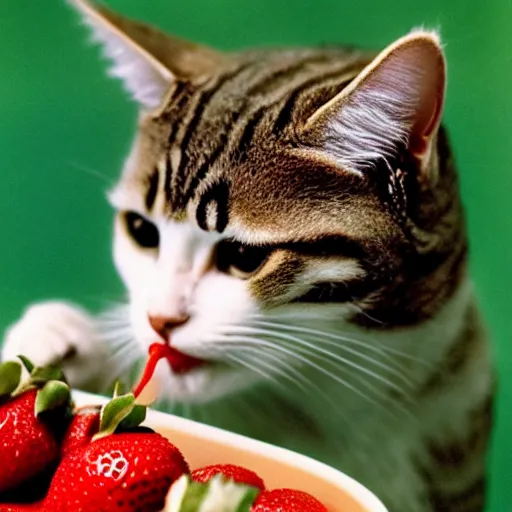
[301,30,446,181]
[67,0,222,109]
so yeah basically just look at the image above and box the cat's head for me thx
[70,0,466,404]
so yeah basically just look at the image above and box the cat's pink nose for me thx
[148,314,190,341]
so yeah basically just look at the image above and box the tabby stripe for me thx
[417,302,478,397]
[183,110,241,204]
[184,60,339,197]
[233,107,266,162]
[173,65,359,207]
[166,82,194,147]
[195,178,231,232]
[172,63,253,202]
[292,279,369,304]
[178,64,358,205]
[164,152,174,206]
[166,81,188,108]
[233,67,360,162]
[246,53,343,97]
[429,476,485,512]
[145,167,159,211]
[272,68,359,136]
[164,84,194,205]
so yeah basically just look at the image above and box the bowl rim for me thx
[72,390,388,512]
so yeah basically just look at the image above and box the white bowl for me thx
[73,390,388,512]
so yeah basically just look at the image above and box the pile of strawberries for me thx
[0,350,328,512]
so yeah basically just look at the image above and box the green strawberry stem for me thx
[0,356,73,416]
[93,386,147,441]
[35,380,72,416]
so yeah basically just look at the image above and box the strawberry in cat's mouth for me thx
[133,343,205,399]
[161,344,205,375]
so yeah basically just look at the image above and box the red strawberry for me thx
[251,488,327,511]
[192,464,265,491]
[44,431,189,512]
[61,406,100,457]
[0,358,72,494]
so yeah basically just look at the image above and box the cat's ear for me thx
[67,0,222,109]
[302,30,446,178]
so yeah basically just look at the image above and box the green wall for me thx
[0,1,509,509]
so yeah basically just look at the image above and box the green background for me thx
[0,0,510,509]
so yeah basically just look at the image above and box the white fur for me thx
[2,302,108,391]
[112,210,262,402]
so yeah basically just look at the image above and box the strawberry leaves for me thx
[17,355,35,374]
[29,365,67,387]
[35,381,72,416]
[120,404,147,430]
[0,356,73,418]
[94,386,148,441]
[0,361,22,399]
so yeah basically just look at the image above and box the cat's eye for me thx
[124,212,159,249]
[216,240,270,279]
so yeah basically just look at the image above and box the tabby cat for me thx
[2,1,494,510]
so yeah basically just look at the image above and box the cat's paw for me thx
[2,301,107,391]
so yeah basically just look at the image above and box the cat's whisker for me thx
[225,344,311,394]
[281,332,415,392]
[222,357,377,449]
[101,328,134,343]
[102,333,139,356]
[108,347,142,388]
[222,336,411,416]
[217,336,392,415]
[228,343,367,420]
[67,160,115,186]
[221,325,412,396]
[225,353,281,386]
[251,318,402,363]
[246,316,432,369]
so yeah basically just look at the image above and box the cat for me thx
[2,1,494,510]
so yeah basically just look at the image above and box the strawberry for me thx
[192,464,265,491]
[0,357,72,495]
[251,489,328,511]
[61,406,100,457]
[164,474,260,511]
[43,392,189,512]
[45,432,188,512]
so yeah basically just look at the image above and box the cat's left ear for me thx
[302,30,446,179]
[67,0,222,109]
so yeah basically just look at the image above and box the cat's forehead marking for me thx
[194,179,230,233]
[144,166,160,211]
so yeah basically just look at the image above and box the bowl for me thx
[72,390,388,512]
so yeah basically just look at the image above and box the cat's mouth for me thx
[162,344,206,374]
